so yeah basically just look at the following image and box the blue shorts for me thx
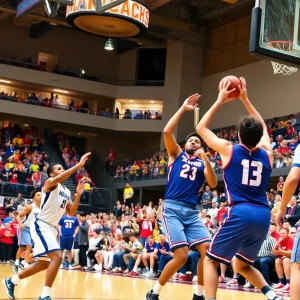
[162,200,211,251]
[291,229,300,263]
[60,236,74,251]
[207,203,270,266]
[18,227,33,246]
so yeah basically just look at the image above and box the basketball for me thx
[218,76,241,99]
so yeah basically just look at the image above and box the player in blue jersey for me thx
[58,214,79,269]
[196,77,282,300]
[146,94,217,300]
[276,143,300,300]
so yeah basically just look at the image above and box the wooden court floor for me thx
[0,265,290,300]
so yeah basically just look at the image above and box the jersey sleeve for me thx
[58,217,64,226]
[292,144,300,168]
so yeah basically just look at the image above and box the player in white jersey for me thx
[3,152,90,300]
[276,144,300,300]
[13,190,42,273]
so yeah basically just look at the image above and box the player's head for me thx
[185,132,201,155]
[47,164,64,177]
[238,116,263,149]
[31,190,42,204]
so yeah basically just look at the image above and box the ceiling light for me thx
[151,100,154,103]
[105,38,114,51]
[80,68,85,75]
[0,79,11,84]
[130,100,134,103]
[54,89,69,94]
[78,133,81,135]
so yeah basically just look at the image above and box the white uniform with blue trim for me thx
[291,144,300,263]
[18,204,40,246]
[30,184,71,259]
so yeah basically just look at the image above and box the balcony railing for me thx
[0,94,163,120]
[0,57,164,87]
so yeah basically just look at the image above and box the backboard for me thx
[249,0,300,68]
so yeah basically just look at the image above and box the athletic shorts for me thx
[30,219,60,260]
[291,229,300,263]
[60,236,74,251]
[162,199,211,251]
[18,227,33,246]
[207,203,270,266]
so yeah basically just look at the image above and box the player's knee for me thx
[291,262,300,271]
[174,248,189,264]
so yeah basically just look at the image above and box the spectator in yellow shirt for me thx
[124,183,134,207]
[30,159,40,173]
[12,135,24,148]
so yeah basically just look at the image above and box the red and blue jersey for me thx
[223,144,272,207]
[165,152,205,206]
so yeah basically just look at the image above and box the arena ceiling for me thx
[0,0,254,47]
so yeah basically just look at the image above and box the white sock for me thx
[196,284,204,296]
[153,281,163,295]
[132,266,137,272]
[11,275,20,285]
[265,290,277,299]
[41,286,52,298]
[99,264,102,271]
[15,260,19,265]
[146,267,149,271]
[150,268,153,272]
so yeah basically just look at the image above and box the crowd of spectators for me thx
[0,124,49,194]
[54,133,95,195]
[111,112,300,181]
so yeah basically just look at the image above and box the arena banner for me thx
[66,0,149,29]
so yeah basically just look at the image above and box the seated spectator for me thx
[12,135,23,149]
[285,121,296,139]
[40,166,48,183]
[277,140,290,156]
[90,231,109,271]
[154,234,172,278]
[122,233,143,274]
[31,170,41,188]
[275,153,285,168]
[272,228,294,293]
[269,223,280,240]
[129,235,158,277]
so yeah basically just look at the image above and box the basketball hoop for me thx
[266,41,298,75]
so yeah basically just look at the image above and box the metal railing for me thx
[0,182,37,198]
[0,94,163,120]
[0,57,165,87]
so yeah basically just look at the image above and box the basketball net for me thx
[266,41,298,75]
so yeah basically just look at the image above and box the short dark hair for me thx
[47,164,59,177]
[80,213,87,217]
[238,116,263,148]
[31,190,40,199]
[281,228,289,233]
[185,132,202,143]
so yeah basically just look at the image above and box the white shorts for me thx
[30,219,60,260]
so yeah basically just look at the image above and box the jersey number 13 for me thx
[241,159,263,186]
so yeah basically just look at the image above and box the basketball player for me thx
[3,152,90,300]
[13,190,41,273]
[196,77,282,300]
[276,143,300,300]
[146,94,217,300]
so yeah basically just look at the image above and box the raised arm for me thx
[276,144,300,227]
[66,181,85,216]
[238,77,272,154]
[44,152,91,192]
[164,94,200,164]
[196,82,234,164]
[195,149,217,188]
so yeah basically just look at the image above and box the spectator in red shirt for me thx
[285,122,296,139]
[217,203,227,226]
[0,223,15,263]
[269,223,280,241]
[272,228,294,292]
[137,209,155,247]
[277,141,290,156]
[31,170,41,188]
[204,215,214,234]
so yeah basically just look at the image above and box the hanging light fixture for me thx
[104,25,114,51]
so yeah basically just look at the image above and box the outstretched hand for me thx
[182,93,200,111]
[79,152,91,167]
[217,81,236,104]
